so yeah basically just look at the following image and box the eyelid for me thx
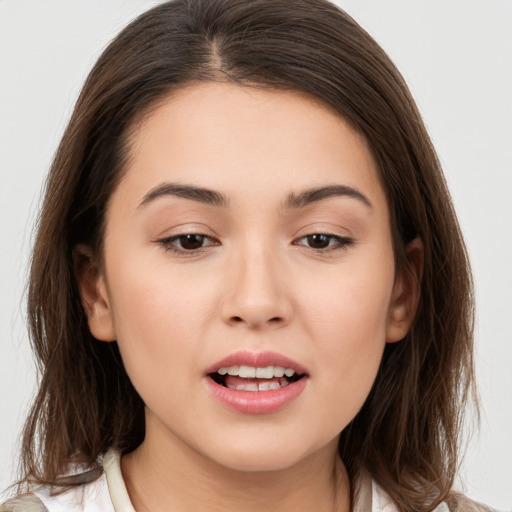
[154,232,221,256]
[293,232,354,251]
[290,220,355,253]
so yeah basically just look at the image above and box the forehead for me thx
[119,82,386,213]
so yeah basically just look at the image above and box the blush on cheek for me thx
[306,279,391,339]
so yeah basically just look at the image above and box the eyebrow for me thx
[138,182,230,209]
[284,185,372,209]
[138,182,371,211]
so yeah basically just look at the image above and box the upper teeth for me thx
[217,365,295,379]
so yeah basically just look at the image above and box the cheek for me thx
[300,263,394,352]
[296,258,394,419]
[104,258,219,398]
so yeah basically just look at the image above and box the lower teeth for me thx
[226,381,290,391]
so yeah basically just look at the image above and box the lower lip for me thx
[205,377,308,414]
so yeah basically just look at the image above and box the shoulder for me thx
[354,470,498,512]
[445,493,498,512]
[0,450,129,512]
[0,495,48,512]
[0,466,111,512]
[30,471,114,512]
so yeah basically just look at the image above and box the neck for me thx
[121,427,351,512]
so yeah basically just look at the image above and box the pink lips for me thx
[205,350,308,415]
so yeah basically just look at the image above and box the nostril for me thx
[230,315,283,325]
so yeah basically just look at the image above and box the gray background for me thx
[1,1,511,509]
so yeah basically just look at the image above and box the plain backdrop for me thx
[0,1,511,509]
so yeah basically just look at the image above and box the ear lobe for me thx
[73,244,116,342]
[386,237,424,343]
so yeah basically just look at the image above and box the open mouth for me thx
[209,365,306,391]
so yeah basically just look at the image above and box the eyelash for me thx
[293,233,354,252]
[156,232,354,256]
[157,234,220,255]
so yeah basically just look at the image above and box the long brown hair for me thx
[21,1,475,510]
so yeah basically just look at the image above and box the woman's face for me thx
[81,83,414,472]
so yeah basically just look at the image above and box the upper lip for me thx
[206,350,308,376]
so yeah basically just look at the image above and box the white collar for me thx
[103,450,135,512]
[34,448,450,512]
[102,449,396,512]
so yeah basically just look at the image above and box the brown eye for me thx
[305,234,331,249]
[177,234,207,250]
[294,233,354,252]
[158,233,219,254]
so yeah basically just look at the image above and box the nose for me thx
[220,247,293,330]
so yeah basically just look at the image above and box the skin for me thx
[77,82,421,512]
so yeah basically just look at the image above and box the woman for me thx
[0,0,498,510]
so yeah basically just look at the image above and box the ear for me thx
[386,237,424,343]
[73,244,116,342]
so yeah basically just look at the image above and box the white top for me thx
[33,451,134,512]
[1,449,491,512]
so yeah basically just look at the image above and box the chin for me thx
[202,434,334,474]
